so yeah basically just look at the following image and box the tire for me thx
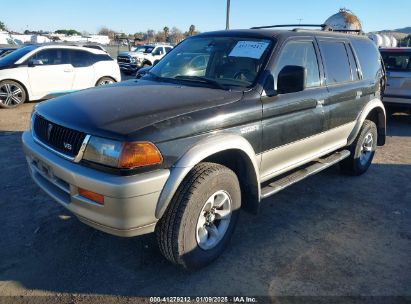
[95,77,116,86]
[142,62,151,68]
[340,120,378,175]
[0,80,27,109]
[156,162,241,270]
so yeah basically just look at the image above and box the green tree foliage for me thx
[0,21,6,31]
[54,29,81,36]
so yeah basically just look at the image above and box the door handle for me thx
[316,99,324,107]
[64,69,73,73]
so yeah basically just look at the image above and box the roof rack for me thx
[250,24,329,30]
[250,24,364,35]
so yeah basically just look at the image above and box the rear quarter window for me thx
[351,39,381,80]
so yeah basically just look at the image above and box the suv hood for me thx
[35,80,243,140]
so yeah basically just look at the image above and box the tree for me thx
[98,27,116,39]
[163,26,169,41]
[146,29,155,43]
[55,29,81,36]
[0,21,6,31]
[170,27,185,44]
[189,24,196,36]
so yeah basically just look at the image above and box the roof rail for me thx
[332,29,364,35]
[250,24,328,30]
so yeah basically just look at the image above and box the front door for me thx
[27,48,74,99]
[260,38,327,181]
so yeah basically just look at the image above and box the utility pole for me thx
[297,18,303,25]
[226,0,231,30]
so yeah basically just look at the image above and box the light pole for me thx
[226,0,231,30]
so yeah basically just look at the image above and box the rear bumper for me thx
[22,131,170,237]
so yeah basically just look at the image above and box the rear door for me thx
[68,50,96,90]
[380,49,411,100]
[260,38,327,180]
[27,48,75,98]
[317,38,365,150]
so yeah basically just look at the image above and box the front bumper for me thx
[118,62,141,73]
[22,131,170,237]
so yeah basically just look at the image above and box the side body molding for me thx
[155,133,261,219]
[347,98,386,146]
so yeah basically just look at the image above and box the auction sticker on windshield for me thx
[229,41,269,59]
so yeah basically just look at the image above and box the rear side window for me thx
[351,39,381,80]
[380,51,411,71]
[165,47,173,53]
[273,40,321,88]
[319,41,351,84]
[94,54,113,62]
[66,50,93,67]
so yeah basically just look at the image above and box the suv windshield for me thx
[381,50,411,71]
[148,36,273,88]
[134,45,154,53]
[0,45,38,66]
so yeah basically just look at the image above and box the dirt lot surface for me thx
[0,96,410,301]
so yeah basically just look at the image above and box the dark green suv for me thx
[23,26,386,270]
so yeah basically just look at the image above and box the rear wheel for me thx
[340,120,377,175]
[96,77,115,86]
[0,80,27,109]
[156,162,241,270]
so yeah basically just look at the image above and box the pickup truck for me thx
[117,44,173,75]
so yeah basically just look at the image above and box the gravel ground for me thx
[0,96,410,302]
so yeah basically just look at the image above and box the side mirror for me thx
[263,73,277,97]
[277,65,306,94]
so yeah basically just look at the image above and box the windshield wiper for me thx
[174,76,227,90]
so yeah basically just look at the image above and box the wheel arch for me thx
[142,59,152,66]
[95,76,117,86]
[155,134,261,219]
[0,78,30,102]
[347,98,386,147]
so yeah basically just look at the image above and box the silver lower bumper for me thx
[22,131,170,237]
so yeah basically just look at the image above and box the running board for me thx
[260,150,350,199]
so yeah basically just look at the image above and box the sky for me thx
[2,0,410,34]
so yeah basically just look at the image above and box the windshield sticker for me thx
[229,41,269,59]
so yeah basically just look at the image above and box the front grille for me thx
[33,114,86,158]
[117,56,131,63]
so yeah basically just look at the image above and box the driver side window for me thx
[29,49,65,66]
[273,41,321,89]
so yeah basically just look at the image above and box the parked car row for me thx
[0,44,120,108]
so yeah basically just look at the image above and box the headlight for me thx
[130,57,136,63]
[83,136,163,169]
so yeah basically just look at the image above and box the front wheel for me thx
[156,162,241,270]
[0,80,27,109]
[340,120,377,175]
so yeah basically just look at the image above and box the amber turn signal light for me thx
[118,142,163,169]
[78,188,104,205]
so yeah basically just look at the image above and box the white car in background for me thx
[0,45,121,108]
